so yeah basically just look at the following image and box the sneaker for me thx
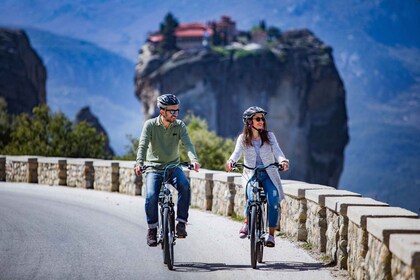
[147,228,157,247]
[176,222,188,238]
[266,235,275,247]
[239,223,248,239]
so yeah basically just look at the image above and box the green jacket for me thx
[136,116,198,170]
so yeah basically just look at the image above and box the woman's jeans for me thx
[145,167,190,229]
[245,170,279,228]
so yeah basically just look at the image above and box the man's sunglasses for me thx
[253,117,265,122]
[165,109,180,115]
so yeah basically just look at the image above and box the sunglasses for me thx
[165,109,180,115]
[253,117,265,122]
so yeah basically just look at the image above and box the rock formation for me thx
[0,28,46,115]
[135,29,349,187]
[75,106,114,158]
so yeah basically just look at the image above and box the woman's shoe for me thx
[239,223,248,239]
[266,235,275,247]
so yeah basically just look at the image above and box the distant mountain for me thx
[24,28,142,155]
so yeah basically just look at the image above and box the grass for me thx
[300,242,313,251]
[230,212,245,222]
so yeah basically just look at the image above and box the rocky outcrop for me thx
[135,29,349,187]
[0,28,46,115]
[75,106,114,158]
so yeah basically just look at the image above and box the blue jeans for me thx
[245,170,279,228]
[145,167,190,229]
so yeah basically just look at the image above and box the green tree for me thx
[1,104,106,158]
[267,26,282,40]
[114,134,138,160]
[160,12,179,52]
[67,121,106,158]
[0,97,13,149]
[259,20,266,31]
[180,115,235,170]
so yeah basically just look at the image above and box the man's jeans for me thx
[145,167,190,229]
[245,170,279,228]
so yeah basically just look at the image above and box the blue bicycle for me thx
[142,162,193,270]
[232,162,283,269]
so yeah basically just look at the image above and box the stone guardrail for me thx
[0,155,418,279]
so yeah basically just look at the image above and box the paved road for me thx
[0,182,334,280]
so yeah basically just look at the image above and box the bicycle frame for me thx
[233,162,280,269]
[142,162,193,271]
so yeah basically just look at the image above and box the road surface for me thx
[0,182,335,280]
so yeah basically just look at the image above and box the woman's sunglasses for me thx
[253,117,265,122]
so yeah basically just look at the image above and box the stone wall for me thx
[1,155,419,280]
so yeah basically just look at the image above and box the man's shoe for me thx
[266,234,275,247]
[147,228,157,247]
[239,223,248,239]
[176,222,188,238]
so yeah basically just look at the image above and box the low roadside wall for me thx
[1,155,418,280]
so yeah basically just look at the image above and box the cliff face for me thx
[0,28,46,115]
[75,106,114,158]
[135,29,349,186]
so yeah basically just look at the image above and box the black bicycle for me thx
[232,162,283,269]
[142,162,193,270]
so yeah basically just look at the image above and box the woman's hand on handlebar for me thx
[280,161,289,171]
[225,160,236,172]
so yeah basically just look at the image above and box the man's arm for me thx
[135,121,151,168]
[179,122,199,171]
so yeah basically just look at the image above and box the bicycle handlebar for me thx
[141,162,194,173]
[232,162,284,171]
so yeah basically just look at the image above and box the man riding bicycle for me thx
[134,94,200,247]
[226,106,289,247]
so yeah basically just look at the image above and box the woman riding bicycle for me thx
[225,106,289,247]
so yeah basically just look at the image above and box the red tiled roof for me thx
[176,29,213,37]
[148,22,214,42]
[149,34,163,43]
[177,23,208,30]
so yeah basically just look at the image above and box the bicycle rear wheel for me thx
[250,206,258,269]
[257,205,265,263]
[257,212,264,263]
[162,207,174,270]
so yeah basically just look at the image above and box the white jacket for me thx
[229,132,288,201]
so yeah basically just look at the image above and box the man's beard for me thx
[164,115,175,123]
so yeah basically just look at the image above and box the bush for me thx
[180,115,234,170]
[1,104,106,158]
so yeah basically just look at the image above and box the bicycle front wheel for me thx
[167,208,175,270]
[250,205,258,269]
[162,207,174,270]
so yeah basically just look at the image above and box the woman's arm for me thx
[229,134,244,163]
[269,132,289,164]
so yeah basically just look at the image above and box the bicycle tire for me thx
[163,207,172,269]
[250,205,258,269]
[167,208,175,270]
[258,204,266,263]
[257,208,264,263]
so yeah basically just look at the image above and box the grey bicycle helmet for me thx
[157,94,180,109]
[242,106,267,123]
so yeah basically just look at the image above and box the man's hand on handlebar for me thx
[134,165,143,176]
[192,162,200,172]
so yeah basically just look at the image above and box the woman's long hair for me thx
[242,118,271,147]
